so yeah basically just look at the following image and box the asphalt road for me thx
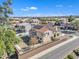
[39,38,79,59]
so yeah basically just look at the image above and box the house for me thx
[44,23,60,33]
[15,23,32,36]
[29,25,52,44]
[29,28,43,44]
[33,25,43,29]
[60,22,75,30]
[35,23,61,43]
[36,27,53,43]
[17,23,61,45]
[44,23,54,29]
[59,18,68,23]
[16,23,32,31]
[31,19,41,25]
[10,20,19,25]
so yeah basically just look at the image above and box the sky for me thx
[0,0,79,16]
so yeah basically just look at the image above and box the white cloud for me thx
[21,7,37,11]
[56,5,63,7]
[30,7,37,10]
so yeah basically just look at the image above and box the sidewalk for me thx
[29,35,78,59]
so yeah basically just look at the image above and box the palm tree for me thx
[0,25,20,59]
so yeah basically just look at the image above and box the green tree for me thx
[68,15,75,22]
[0,0,13,22]
[0,25,20,59]
[71,20,79,30]
[0,0,20,59]
[52,18,61,23]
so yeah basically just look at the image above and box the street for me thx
[39,37,79,59]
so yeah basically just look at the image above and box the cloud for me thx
[56,5,63,7]
[30,7,37,10]
[21,7,37,11]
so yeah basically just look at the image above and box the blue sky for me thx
[0,0,79,16]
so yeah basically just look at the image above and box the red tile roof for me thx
[36,27,49,33]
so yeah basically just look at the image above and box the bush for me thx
[57,33,59,36]
[51,37,58,41]
[74,48,79,56]
[67,54,74,59]
[64,52,77,59]
[64,57,69,59]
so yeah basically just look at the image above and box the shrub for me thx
[64,52,77,59]
[74,48,79,56]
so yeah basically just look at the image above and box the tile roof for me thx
[35,23,59,33]
[37,27,49,33]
